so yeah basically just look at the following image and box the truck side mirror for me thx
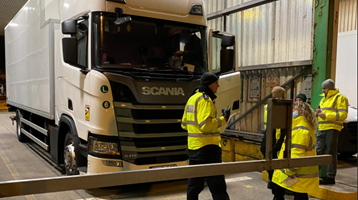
[62,19,77,35]
[220,34,235,73]
[221,34,235,47]
[220,49,234,73]
[62,37,77,66]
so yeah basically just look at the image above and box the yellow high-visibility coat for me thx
[272,116,319,194]
[318,89,348,131]
[264,104,281,142]
[182,92,226,150]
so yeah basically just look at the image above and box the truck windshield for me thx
[92,12,207,74]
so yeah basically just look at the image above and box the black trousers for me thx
[316,129,340,178]
[272,183,309,200]
[187,145,230,200]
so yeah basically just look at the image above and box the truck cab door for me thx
[208,29,241,132]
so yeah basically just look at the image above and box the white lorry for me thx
[335,30,357,156]
[5,0,241,175]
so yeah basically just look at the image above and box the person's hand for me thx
[222,106,231,121]
[318,112,326,119]
[288,175,295,179]
[316,106,321,113]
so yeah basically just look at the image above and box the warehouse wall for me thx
[205,0,314,67]
[338,0,357,33]
[205,0,314,133]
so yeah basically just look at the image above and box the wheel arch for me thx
[57,114,78,164]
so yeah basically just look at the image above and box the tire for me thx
[16,110,28,142]
[63,131,81,175]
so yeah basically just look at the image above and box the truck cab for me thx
[6,0,241,175]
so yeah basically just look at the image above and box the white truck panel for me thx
[5,0,58,119]
[335,30,357,108]
[40,0,60,26]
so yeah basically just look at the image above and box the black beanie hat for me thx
[295,93,307,102]
[200,72,219,87]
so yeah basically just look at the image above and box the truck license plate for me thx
[149,164,177,169]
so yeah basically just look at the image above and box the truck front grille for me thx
[132,123,184,134]
[134,154,188,165]
[133,137,187,148]
[114,102,188,165]
[131,109,183,120]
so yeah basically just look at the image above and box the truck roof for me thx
[106,0,207,26]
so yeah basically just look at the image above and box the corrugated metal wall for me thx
[339,0,358,32]
[232,66,310,133]
[205,0,314,67]
[205,0,314,133]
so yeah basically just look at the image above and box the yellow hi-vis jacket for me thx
[272,116,319,194]
[181,92,226,150]
[264,104,281,141]
[318,89,348,132]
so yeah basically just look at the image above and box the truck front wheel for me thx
[16,110,28,142]
[64,132,80,175]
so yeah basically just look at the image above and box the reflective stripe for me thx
[194,95,204,126]
[291,135,314,151]
[332,94,341,108]
[321,107,336,111]
[288,168,297,172]
[336,112,340,121]
[187,105,194,113]
[181,122,187,126]
[292,126,309,131]
[307,135,314,151]
[318,121,343,126]
[217,118,222,128]
[188,133,220,137]
[321,108,348,112]
[187,121,198,125]
[280,170,318,179]
[295,173,319,178]
[291,144,309,150]
[199,117,212,128]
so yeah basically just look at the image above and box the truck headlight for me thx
[90,140,120,156]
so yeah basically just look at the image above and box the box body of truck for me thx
[335,30,357,156]
[5,0,241,174]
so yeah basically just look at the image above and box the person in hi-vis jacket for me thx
[272,102,319,200]
[315,79,348,185]
[182,72,230,200]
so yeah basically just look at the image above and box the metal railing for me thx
[0,155,330,198]
[225,66,312,132]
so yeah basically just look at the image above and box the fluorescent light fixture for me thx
[10,24,18,27]
[64,3,69,8]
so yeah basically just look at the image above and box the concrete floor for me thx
[0,109,355,200]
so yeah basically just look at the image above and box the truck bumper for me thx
[87,155,188,174]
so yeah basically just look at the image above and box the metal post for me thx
[311,0,340,178]
[265,99,293,161]
[311,0,339,110]
[290,80,295,100]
